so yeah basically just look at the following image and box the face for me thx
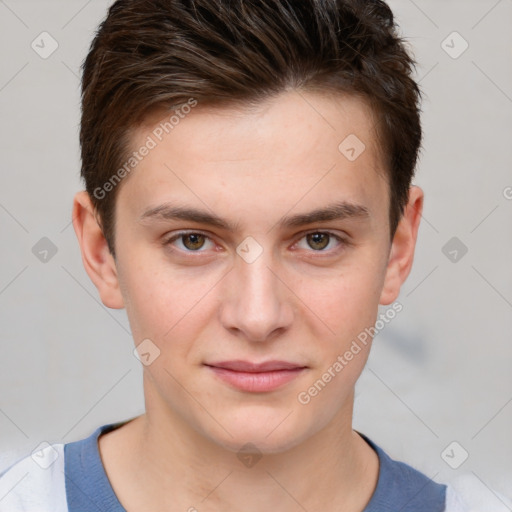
[96,91,404,453]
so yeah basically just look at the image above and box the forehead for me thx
[117,90,389,229]
[138,90,382,164]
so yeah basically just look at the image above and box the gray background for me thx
[0,0,511,505]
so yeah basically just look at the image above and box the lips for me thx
[204,360,308,392]
[206,360,306,372]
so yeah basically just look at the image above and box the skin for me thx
[73,90,423,512]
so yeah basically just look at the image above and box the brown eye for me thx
[181,233,206,251]
[165,231,214,252]
[306,232,330,251]
[293,231,347,254]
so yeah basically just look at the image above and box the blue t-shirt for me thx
[0,420,473,511]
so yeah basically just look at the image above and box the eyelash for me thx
[163,230,350,256]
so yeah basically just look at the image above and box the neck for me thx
[100,381,379,512]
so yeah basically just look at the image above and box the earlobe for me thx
[72,191,125,309]
[379,186,424,305]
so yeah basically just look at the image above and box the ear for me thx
[379,186,424,305]
[72,191,124,309]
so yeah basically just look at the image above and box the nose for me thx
[219,248,294,342]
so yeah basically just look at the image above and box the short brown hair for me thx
[80,0,422,257]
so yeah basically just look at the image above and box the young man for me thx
[0,0,492,510]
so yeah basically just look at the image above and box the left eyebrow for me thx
[280,201,371,228]
[139,200,371,231]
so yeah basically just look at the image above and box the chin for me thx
[201,411,311,455]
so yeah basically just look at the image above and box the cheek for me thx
[311,259,386,339]
[118,256,221,349]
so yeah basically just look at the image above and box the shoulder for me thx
[445,474,512,512]
[0,443,67,512]
[358,432,447,511]
[0,420,130,512]
[358,432,512,512]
